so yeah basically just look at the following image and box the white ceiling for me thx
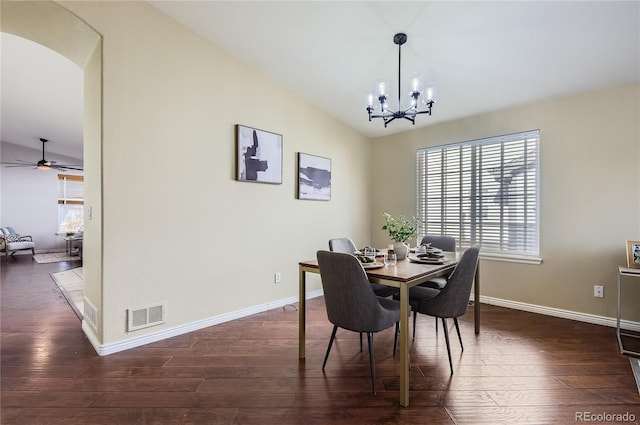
[1,32,83,158]
[2,1,639,158]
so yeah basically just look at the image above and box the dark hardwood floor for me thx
[2,255,639,424]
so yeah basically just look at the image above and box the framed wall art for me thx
[297,152,331,201]
[626,240,640,268]
[236,124,282,184]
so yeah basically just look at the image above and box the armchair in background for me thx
[0,227,35,261]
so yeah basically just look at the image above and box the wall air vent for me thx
[127,303,166,332]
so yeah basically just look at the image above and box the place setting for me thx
[355,247,385,269]
[408,243,448,264]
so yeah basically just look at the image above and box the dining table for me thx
[298,249,480,407]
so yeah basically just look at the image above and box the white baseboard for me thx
[474,294,640,333]
[85,290,639,356]
[84,289,324,356]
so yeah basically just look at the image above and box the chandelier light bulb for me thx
[365,91,376,110]
[425,84,437,103]
[409,73,423,94]
[376,77,389,96]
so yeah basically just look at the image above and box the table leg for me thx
[298,268,306,359]
[474,265,480,335]
[399,283,409,407]
[616,271,622,352]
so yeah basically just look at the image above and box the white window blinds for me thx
[58,174,84,233]
[416,130,540,257]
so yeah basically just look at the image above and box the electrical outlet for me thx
[594,285,604,298]
[274,272,281,284]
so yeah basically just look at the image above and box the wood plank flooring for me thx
[2,254,639,424]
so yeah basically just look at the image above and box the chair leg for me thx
[441,318,453,375]
[322,325,338,371]
[360,332,363,352]
[412,311,417,339]
[453,317,463,352]
[367,332,376,395]
[393,322,399,357]
[435,316,438,333]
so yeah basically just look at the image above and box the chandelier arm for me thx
[403,115,416,125]
[412,108,433,116]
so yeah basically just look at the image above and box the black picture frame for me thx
[236,124,283,184]
[297,152,331,201]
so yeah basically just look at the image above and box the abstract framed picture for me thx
[236,124,282,184]
[626,240,640,268]
[297,152,331,201]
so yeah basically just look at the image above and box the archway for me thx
[1,0,104,349]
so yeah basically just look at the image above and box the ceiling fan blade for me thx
[1,161,33,165]
[3,164,35,168]
[51,165,84,171]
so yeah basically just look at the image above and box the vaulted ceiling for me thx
[2,1,638,158]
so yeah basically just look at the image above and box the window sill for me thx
[479,252,542,265]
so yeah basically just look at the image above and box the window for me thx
[58,174,84,234]
[416,130,539,260]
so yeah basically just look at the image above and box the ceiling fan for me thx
[1,138,83,171]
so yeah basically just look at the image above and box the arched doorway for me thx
[1,0,104,349]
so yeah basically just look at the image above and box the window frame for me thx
[57,173,84,235]
[416,130,541,264]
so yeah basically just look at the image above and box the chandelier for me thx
[365,33,436,127]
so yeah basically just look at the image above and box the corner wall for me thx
[60,1,372,349]
[371,82,640,322]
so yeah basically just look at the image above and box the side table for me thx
[64,236,83,256]
[617,266,640,357]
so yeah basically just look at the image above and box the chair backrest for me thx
[328,237,357,254]
[0,227,17,235]
[316,250,394,333]
[417,247,480,318]
[421,235,456,252]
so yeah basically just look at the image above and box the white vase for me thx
[393,242,409,260]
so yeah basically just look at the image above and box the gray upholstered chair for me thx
[419,235,457,290]
[328,237,399,298]
[399,235,458,338]
[316,250,400,395]
[407,247,480,374]
[0,227,35,261]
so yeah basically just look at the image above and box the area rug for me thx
[50,267,84,320]
[631,357,640,395]
[33,252,82,264]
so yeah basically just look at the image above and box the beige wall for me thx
[58,1,371,346]
[371,83,640,320]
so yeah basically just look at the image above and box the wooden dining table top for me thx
[299,250,460,284]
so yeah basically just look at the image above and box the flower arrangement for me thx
[381,212,421,243]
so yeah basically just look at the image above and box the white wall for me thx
[0,141,83,252]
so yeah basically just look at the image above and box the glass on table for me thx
[384,251,397,267]
[364,247,377,262]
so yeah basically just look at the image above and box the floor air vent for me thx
[127,303,166,332]
[84,298,98,331]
